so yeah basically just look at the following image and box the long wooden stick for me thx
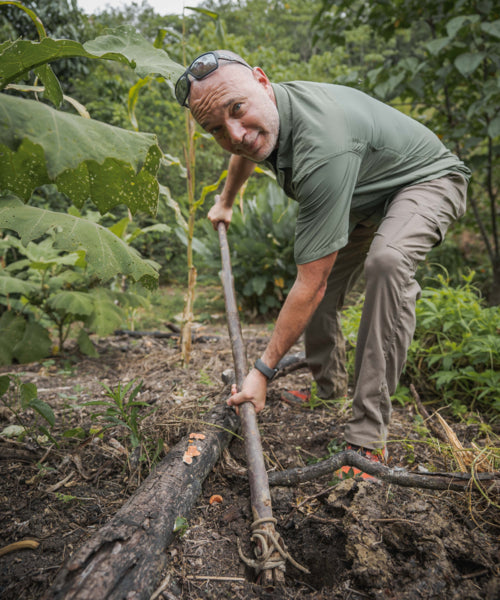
[217,223,290,585]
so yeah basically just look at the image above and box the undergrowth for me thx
[341,272,500,420]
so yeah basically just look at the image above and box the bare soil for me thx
[1,323,499,600]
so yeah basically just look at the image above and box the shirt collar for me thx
[262,83,293,170]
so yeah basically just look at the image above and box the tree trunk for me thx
[45,402,239,600]
[489,256,500,306]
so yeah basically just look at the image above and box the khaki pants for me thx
[305,173,468,449]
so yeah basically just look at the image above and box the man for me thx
[175,50,469,475]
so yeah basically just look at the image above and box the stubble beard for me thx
[246,103,279,163]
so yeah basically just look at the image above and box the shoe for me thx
[336,444,387,481]
[280,389,310,407]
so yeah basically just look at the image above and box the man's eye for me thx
[210,126,222,136]
[233,102,242,113]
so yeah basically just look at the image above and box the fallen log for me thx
[44,402,239,600]
[114,329,221,343]
[267,450,500,494]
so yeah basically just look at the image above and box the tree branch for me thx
[267,451,500,494]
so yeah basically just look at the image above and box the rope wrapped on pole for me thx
[217,222,309,585]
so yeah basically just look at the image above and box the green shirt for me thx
[263,82,470,265]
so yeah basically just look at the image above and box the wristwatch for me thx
[254,358,278,381]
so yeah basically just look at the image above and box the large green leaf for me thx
[482,20,500,40]
[83,26,184,88]
[0,94,162,214]
[47,291,95,318]
[0,312,52,365]
[85,289,125,336]
[454,52,486,77]
[446,15,480,39]
[0,26,184,91]
[77,328,99,358]
[12,320,52,365]
[0,275,38,297]
[488,114,500,138]
[0,311,25,365]
[0,195,159,288]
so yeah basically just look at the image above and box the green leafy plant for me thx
[84,379,160,468]
[199,182,298,316]
[0,374,56,443]
[0,3,185,362]
[390,385,412,406]
[307,381,338,410]
[341,272,500,417]
[408,272,500,417]
[313,0,500,303]
[0,230,150,363]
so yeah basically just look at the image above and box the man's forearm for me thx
[260,253,337,370]
[220,155,256,206]
[261,280,324,369]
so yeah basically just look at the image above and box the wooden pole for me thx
[218,223,296,586]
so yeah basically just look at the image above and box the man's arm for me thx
[228,251,338,412]
[208,155,256,228]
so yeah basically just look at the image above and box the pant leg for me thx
[305,222,377,399]
[344,173,468,450]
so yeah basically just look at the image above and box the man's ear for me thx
[252,66,271,88]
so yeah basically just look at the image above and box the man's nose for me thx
[226,120,245,144]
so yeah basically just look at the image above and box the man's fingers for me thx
[227,389,244,406]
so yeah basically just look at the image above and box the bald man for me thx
[175,50,470,476]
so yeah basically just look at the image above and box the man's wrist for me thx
[253,358,278,381]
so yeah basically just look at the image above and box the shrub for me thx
[199,183,298,316]
[409,272,500,417]
[0,231,148,364]
[341,272,500,417]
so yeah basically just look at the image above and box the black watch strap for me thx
[254,358,278,381]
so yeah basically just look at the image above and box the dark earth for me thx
[1,321,499,600]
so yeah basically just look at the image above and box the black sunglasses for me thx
[175,51,252,107]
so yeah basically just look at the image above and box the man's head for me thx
[175,50,279,162]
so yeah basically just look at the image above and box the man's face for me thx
[189,65,279,162]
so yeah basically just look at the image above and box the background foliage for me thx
[0,0,498,418]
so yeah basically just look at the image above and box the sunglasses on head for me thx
[175,51,252,107]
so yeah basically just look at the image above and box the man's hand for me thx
[207,194,233,230]
[227,368,268,413]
